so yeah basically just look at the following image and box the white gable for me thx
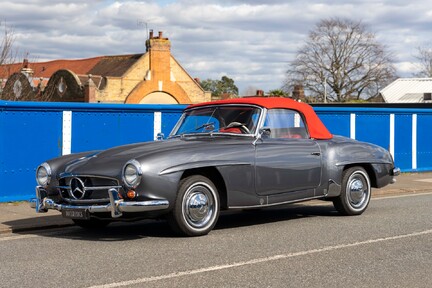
[380,78,432,103]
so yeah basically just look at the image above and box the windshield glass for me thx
[171,105,262,136]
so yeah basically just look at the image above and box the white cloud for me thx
[1,0,432,92]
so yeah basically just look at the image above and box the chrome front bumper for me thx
[29,187,169,218]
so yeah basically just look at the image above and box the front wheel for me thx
[168,175,220,236]
[333,167,371,216]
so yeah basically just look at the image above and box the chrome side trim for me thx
[159,161,250,176]
[229,195,324,209]
[30,187,169,217]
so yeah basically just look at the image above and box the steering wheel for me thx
[226,122,251,134]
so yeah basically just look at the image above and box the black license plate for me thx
[62,208,90,220]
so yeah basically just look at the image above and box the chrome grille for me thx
[58,176,121,202]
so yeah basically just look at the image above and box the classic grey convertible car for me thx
[31,97,399,236]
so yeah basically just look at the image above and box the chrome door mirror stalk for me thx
[156,132,165,141]
[253,127,271,145]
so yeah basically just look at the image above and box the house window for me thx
[57,77,67,97]
[13,80,22,99]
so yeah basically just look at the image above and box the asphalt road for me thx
[1,192,432,288]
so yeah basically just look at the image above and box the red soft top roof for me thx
[187,97,332,140]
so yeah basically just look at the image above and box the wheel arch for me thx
[180,167,228,210]
[342,163,377,188]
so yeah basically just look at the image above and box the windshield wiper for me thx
[195,122,215,132]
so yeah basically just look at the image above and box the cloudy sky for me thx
[2,0,431,94]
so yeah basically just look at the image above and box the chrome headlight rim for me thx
[122,159,143,189]
[36,162,52,187]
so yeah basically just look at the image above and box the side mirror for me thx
[259,127,271,137]
[253,127,271,145]
[156,132,165,141]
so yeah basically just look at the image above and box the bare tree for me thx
[285,18,397,102]
[0,20,17,67]
[413,46,432,77]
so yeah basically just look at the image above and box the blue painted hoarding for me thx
[0,101,431,202]
[0,101,185,202]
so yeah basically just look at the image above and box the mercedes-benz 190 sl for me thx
[31,97,399,236]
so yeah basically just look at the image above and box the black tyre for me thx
[168,175,220,236]
[72,218,110,229]
[333,167,371,216]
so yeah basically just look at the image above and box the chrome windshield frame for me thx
[169,104,265,138]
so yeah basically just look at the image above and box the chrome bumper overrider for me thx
[390,167,401,184]
[392,167,401,176]
[29,187,169,218]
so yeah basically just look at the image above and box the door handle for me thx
[311,152,321,156]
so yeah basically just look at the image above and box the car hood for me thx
[61,136,253,178]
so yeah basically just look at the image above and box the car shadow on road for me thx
[215,202,338,230]
[5,217,174,241]
[7,203,339,241]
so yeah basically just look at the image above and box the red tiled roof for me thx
[88,54,143,77]
[0,54,144,79]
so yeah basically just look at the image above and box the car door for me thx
[254,108,322,196]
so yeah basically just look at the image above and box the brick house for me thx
[0,31,210,104]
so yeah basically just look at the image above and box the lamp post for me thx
[323,76,327,103]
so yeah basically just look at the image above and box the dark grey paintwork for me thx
[40,133,395,209]
[33,102,397,222]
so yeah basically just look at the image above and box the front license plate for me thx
[62,209,89,220]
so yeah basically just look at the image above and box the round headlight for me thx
[123,159,142,188]
[36,162,51,187]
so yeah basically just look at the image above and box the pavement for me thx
[1,172,432,234]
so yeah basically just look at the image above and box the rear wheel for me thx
[333,167,371,216]
[168,175,220,236]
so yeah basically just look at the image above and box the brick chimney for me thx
[21,58,34,77]
[85,74,97,103]
[292,85,305,100]
[146,31,171,82]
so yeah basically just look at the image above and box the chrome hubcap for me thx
[347,173,369,209]
[183,183,215,229]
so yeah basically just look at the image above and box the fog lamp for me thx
[127,190,137,199]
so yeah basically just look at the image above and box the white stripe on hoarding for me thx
[62,111,72,155]
[154,112,162,140]
[389,113,395,160]
[350,113,356,139]
[412,114,417,170]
